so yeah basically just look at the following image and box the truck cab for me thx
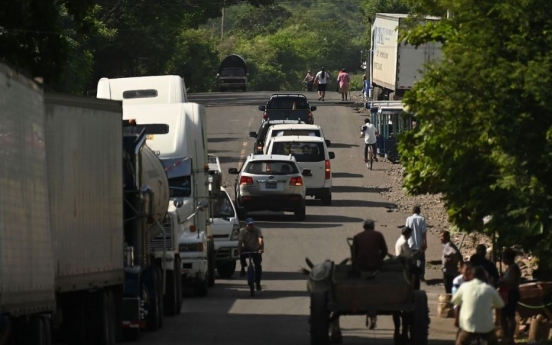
[97,75,188,104]
[217,54,248,92]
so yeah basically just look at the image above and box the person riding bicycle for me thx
[238,217,264,291]
[360,119,379,163]
[303,71,314,91]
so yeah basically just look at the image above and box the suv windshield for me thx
[271,142,325,162]
[221,68,245,77]
[244,161,299,175]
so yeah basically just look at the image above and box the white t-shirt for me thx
[405,213,427,250]
[361,123,377,144]
[315,71,329,84]
[395,236,413,257]
[451,279,505,333]
[452,274,465,295]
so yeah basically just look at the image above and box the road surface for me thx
[135,90,458,344]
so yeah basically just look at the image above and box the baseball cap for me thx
[245,217,255,225]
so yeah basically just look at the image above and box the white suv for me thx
[265,136,335,205]
[262,123,331,155]
[228,154,308,220]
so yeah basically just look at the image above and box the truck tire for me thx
[163,266,178,316]
[294,204,306,221]
[217,260,237,278]
[410,290,429,345]
[175,256,183,313]
[207,240,216,287]
[61,292,86,345]
[310,291,330,345]
[89,289,116,345]
[146,268,162,332]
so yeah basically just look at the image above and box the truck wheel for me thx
[193,279,209,297]
[294,204,306,221]
[61,292,86,344]
[410,290,429,345]
[217,261,237,278]
[175,256,183,313]
[207,240,216,287]
[310,291,330,345]
[163,267,178,316]
[321,191,332,206]
[146,269,161,332]
[89,290,116,345]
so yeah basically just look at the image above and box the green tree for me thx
[399,0,552,266]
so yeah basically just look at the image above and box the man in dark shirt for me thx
[353,219,388,271]
[474,244,499,287]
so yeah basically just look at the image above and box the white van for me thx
[263,123,331,155]
[265,135,335,205]
[97,75,188,104]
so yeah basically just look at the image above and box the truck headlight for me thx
[179,243,204,252]
[230,227,240,241]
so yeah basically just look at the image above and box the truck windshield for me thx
[122,89,158,99]
[221,68,245,77]
[168,176,191,197]
[213,193,234,218]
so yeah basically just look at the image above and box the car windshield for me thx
[271,142,325,162]
[274,130,320,137]
[221,68,245,77]
[267,97,309,110]
[168,176,191,197]
[212,193,234,218]
[244,161,299,175]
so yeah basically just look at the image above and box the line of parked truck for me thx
[0,63,241,344]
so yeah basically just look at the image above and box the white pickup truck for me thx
[208,154,241,278]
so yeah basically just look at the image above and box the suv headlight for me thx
[230,227,240,241]
[179,243,204,252]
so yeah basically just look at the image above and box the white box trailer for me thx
[0,63,57,318]
[371,13,442,98]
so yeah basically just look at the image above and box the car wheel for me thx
[321,190,332,206]
[294,204,306,221]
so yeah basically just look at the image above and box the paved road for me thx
[135,91,458,344]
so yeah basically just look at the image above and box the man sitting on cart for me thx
[352,219,389,329]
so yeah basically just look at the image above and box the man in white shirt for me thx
[451,266,504,345]
[395,226,414,257]
[405,205,427,281]
[315,67,330,101]
[360,119,378,163]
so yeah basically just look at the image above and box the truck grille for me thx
[150,214,174,251]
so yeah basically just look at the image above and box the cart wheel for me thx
[410,290,429,345]
[310,291,330,345]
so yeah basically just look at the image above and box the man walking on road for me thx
[406,205,427,281]
[238,218,264,291]
[452,266,504,345]
[441,230,461,293]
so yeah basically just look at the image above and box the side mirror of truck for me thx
[310,106,317,111]
[302,169,312,176]
[325,139,331,147]
[249,131,257,138]
[228,168,239,174]
[258,105,266,111]
[197,200,209,211]
[329,152,335,159]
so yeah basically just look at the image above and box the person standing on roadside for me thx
[498,248,521,345]
[440,230,462,293]
[473,244,499,287]
[452,266,504,345]
[303,70,314,91]
[238,218,265,291]
[315,67,330,101]
[337,68,350,101]
[406,205,427,281]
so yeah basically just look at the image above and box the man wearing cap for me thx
[238,218,264,291]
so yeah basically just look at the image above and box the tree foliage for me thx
[399,0,552,266]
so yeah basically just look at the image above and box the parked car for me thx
[248,119,304,154]
[262,123,331,155]
[228,154,309,220]
[264,136,335,205]
[258,94,316,124]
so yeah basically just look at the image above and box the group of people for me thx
[350,205,522,345]
[302,67,351,101]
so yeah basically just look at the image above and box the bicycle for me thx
[362,142,376,170]
[241,251,260,296]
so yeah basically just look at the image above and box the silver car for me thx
[228,154,309,220]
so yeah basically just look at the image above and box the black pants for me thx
[240,251,262,284]
[444,274,455,293]
[364,143,377,160]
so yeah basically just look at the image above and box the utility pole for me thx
[221,7,225,40]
